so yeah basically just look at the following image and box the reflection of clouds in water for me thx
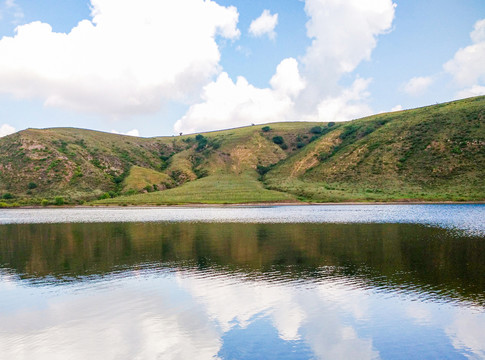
[405,303,433,325]
[0,277,222,360]
[315,283,370,322]
[446,311,485,359]
[177,273,378,359]
[177,273,304,337]
[301,288,378,360]
[1,270,484,360]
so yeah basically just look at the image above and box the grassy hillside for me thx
[265,96,485,201]
[95,173,297,205]
[0,122,320,205]
[0,96,483,205]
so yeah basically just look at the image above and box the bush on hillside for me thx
[272,136,284,145]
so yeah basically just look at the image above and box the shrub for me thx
[280,143,288,150]
[272,136,284,145]
[28,182,37,189]
[41,199,49,207]
[310,126,322,134]
[196,137,208,152]
[297,142,305,149]
[327,122,335,127]
[256,164,275,178]
[54,196,65,206]
[2,193,13,200]
[262,126,271,132]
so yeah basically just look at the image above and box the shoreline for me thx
[5,200,485,209]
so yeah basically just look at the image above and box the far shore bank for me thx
[5,200,485,210]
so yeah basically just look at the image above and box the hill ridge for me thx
[0,96,483,205]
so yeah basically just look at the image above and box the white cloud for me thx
[403,76,433,96]
[0,0,239,116]
[175,58,304,133]
[390,105,403,112]
[248,9,278,40]
[456,85,485,99]
[111,129,140,137]
[315,77,373,122]
[175,0,396,132]
[444,19,485,88]
[0,123,16,137]
[299,0,395,108]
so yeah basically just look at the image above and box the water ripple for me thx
[1,204,484,235]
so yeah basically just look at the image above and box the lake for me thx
[0,205,484,359]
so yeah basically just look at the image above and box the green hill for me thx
[0,96,483,205]
[265,96,485,201]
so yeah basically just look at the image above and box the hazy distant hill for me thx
[0,96,483,205]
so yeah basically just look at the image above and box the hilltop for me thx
[0,96,483,205]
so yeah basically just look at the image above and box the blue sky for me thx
[0,0,484,137]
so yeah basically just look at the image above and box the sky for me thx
[0,0,484,138]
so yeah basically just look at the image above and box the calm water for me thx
[0,205,484,359]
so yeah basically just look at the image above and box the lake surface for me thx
[0,205,484,359]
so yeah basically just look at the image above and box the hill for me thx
[0,96,483,205]
[265,96,485,201]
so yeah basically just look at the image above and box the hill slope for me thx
[265,96,485,201]
[0,122,320,204]
[0,96,483,205]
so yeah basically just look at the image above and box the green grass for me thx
[1,96,484,204]
[95,173,298,205]
[265,96,485,202]
[123,166,173,192]
[266,178,483,202]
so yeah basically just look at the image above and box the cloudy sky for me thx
[0,0,484,137]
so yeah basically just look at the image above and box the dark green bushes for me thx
[272,136,284,145]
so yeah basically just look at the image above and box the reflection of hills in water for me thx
[1,222,484,306]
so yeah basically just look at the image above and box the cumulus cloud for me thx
[444,19,485,89]
[0,124,16,137]
[175,58,304,133]
[248,9,278,40]
[456,85,485,99]
[175,0,396,132]
[299,0,395,108]
[403,76,433,96]
[390,105,403,112]
[315,77,373,122]
[111,129,140,137]
[0,0,239,116]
